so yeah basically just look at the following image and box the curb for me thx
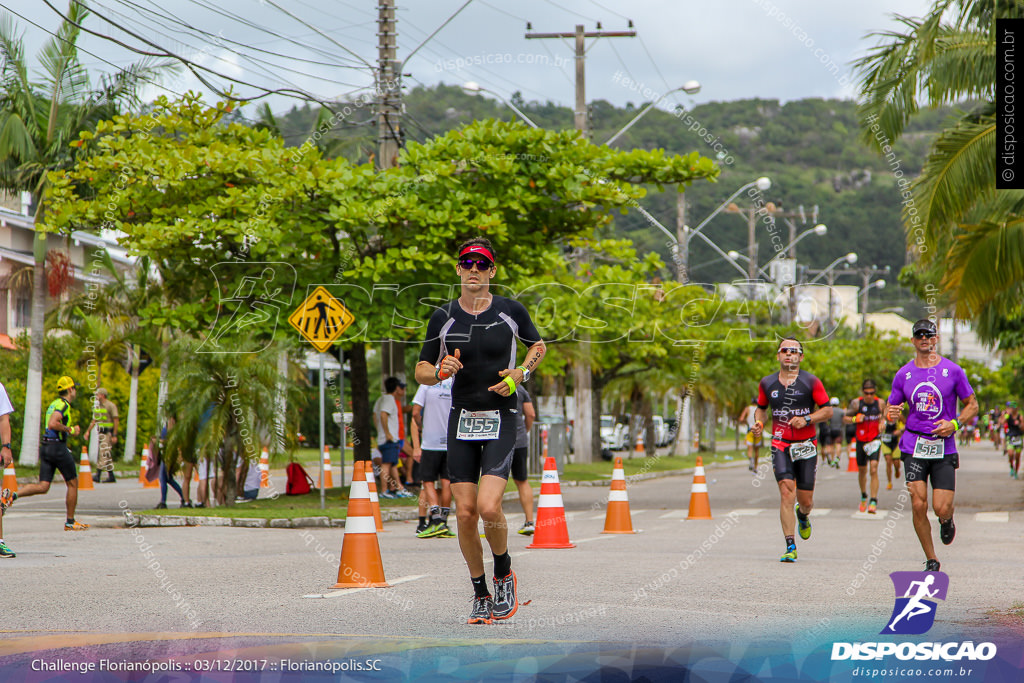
[110,459,744,529]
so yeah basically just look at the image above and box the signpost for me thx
[288,287,355,509]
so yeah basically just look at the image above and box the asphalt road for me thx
[0,441,1020,654]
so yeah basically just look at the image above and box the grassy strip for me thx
[559,449,745,481]
[134,485,419,518]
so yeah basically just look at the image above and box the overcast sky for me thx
[9,0,933,114]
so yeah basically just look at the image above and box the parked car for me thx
[600,415,627,450]
[652,415,668,447]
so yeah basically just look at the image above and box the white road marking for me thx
[304,574,427,599]
[658,510,688,519]
[975,512,1009,523]
[851,511,889,520]
[729,509,765,516]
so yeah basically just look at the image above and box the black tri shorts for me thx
[855,439,882,466]
[511,446,528,482]
[39,440,77,483]
[445,407,517,484]
[772,442,818,491]
[419,449,449,482]
[903,452,958,491]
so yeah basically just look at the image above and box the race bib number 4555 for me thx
[457,410,501,441]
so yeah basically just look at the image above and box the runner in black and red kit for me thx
[844,379,884,513]
[414,237,545,625]
[751,337,832,562]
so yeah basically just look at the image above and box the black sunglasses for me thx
[458,257,493,271]
[913,331,936,339]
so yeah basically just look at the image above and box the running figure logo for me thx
[881,571,949,635]
[199,262,297,354]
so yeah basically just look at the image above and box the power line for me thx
[584,0,631,21]
[179,0,369,69]
[0,2,193,103]
[38,0,345,107]
[261,0,374,70]
[405,0,476,65]
[95,0,364,92]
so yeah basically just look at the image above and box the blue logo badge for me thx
[881,571,949,635]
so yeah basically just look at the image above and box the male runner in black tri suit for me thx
[415,237,545,625]
[751,338,832,562]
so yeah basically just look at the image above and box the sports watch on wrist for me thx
[516,365,530,382]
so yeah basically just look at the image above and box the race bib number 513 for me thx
[457,410,501,441]
[913,437,944,459]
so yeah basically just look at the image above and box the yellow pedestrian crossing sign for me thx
[288,286,354,352]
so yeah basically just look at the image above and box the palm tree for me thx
[162,338,305,505]
[854,0,1024,340]
[0,3,176,464]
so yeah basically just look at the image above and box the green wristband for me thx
[502,376,516,394]
[951,419,960,432]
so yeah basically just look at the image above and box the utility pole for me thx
[378,0,405,384]
[526,23,635,463]
[676,192,687,281]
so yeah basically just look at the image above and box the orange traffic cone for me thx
[363,459,385,532]
[635,433,644,453]
[602,456,635,534]
[141,446,159,488]
[3,462,17,493]
[333,460,389,588]
[527,456,575,549]
[78,447,94,491]
[685,456,713,520]
[319,446,334,489]
[847,442,859,472]
[259,447,270,488]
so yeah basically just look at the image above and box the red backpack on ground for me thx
[286,462,315,495]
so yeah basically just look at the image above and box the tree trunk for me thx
[572,359,596,463]
[642,394,655,459]
[124,343,140,463]
[20,225,47,466]
[273,349,288,456]
[709,402,718,453]
[591,374,605,462]
[349,342,372,461]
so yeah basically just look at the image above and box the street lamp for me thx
[604,80,702,146]
[859,279,886,333]
[462,81,539,128]
[806,252,857,333]
[764,224,827,266]
[679,177,771,283]
[726,250,771,280]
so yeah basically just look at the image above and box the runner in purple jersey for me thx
[886,319,978,572]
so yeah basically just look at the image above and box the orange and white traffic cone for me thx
[635,433,644,453]
[685,456,713,520]
[333,460,389,588]
[602,456,635,534]
[847,442,859,472]
[319,446,334,489]
[3,462,17,493]
[141,446,159,488]
[527,456,575,549]
[259,447,270,488]
[78,447,94,491]
[363,459,385,532]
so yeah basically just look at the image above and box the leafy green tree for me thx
[0,3,175,464]
[47,96,719,463]
[162,338,304,505]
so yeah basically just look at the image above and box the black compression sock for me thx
[441,507,450,522]
[796,507,808,521]
[493,551,511,578]
[471,575,490,599]
[418,516,426,526]
[785,535,795,548]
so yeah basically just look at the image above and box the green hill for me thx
[266,84,957,309]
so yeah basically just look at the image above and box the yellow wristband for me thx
[502,376,516,394]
